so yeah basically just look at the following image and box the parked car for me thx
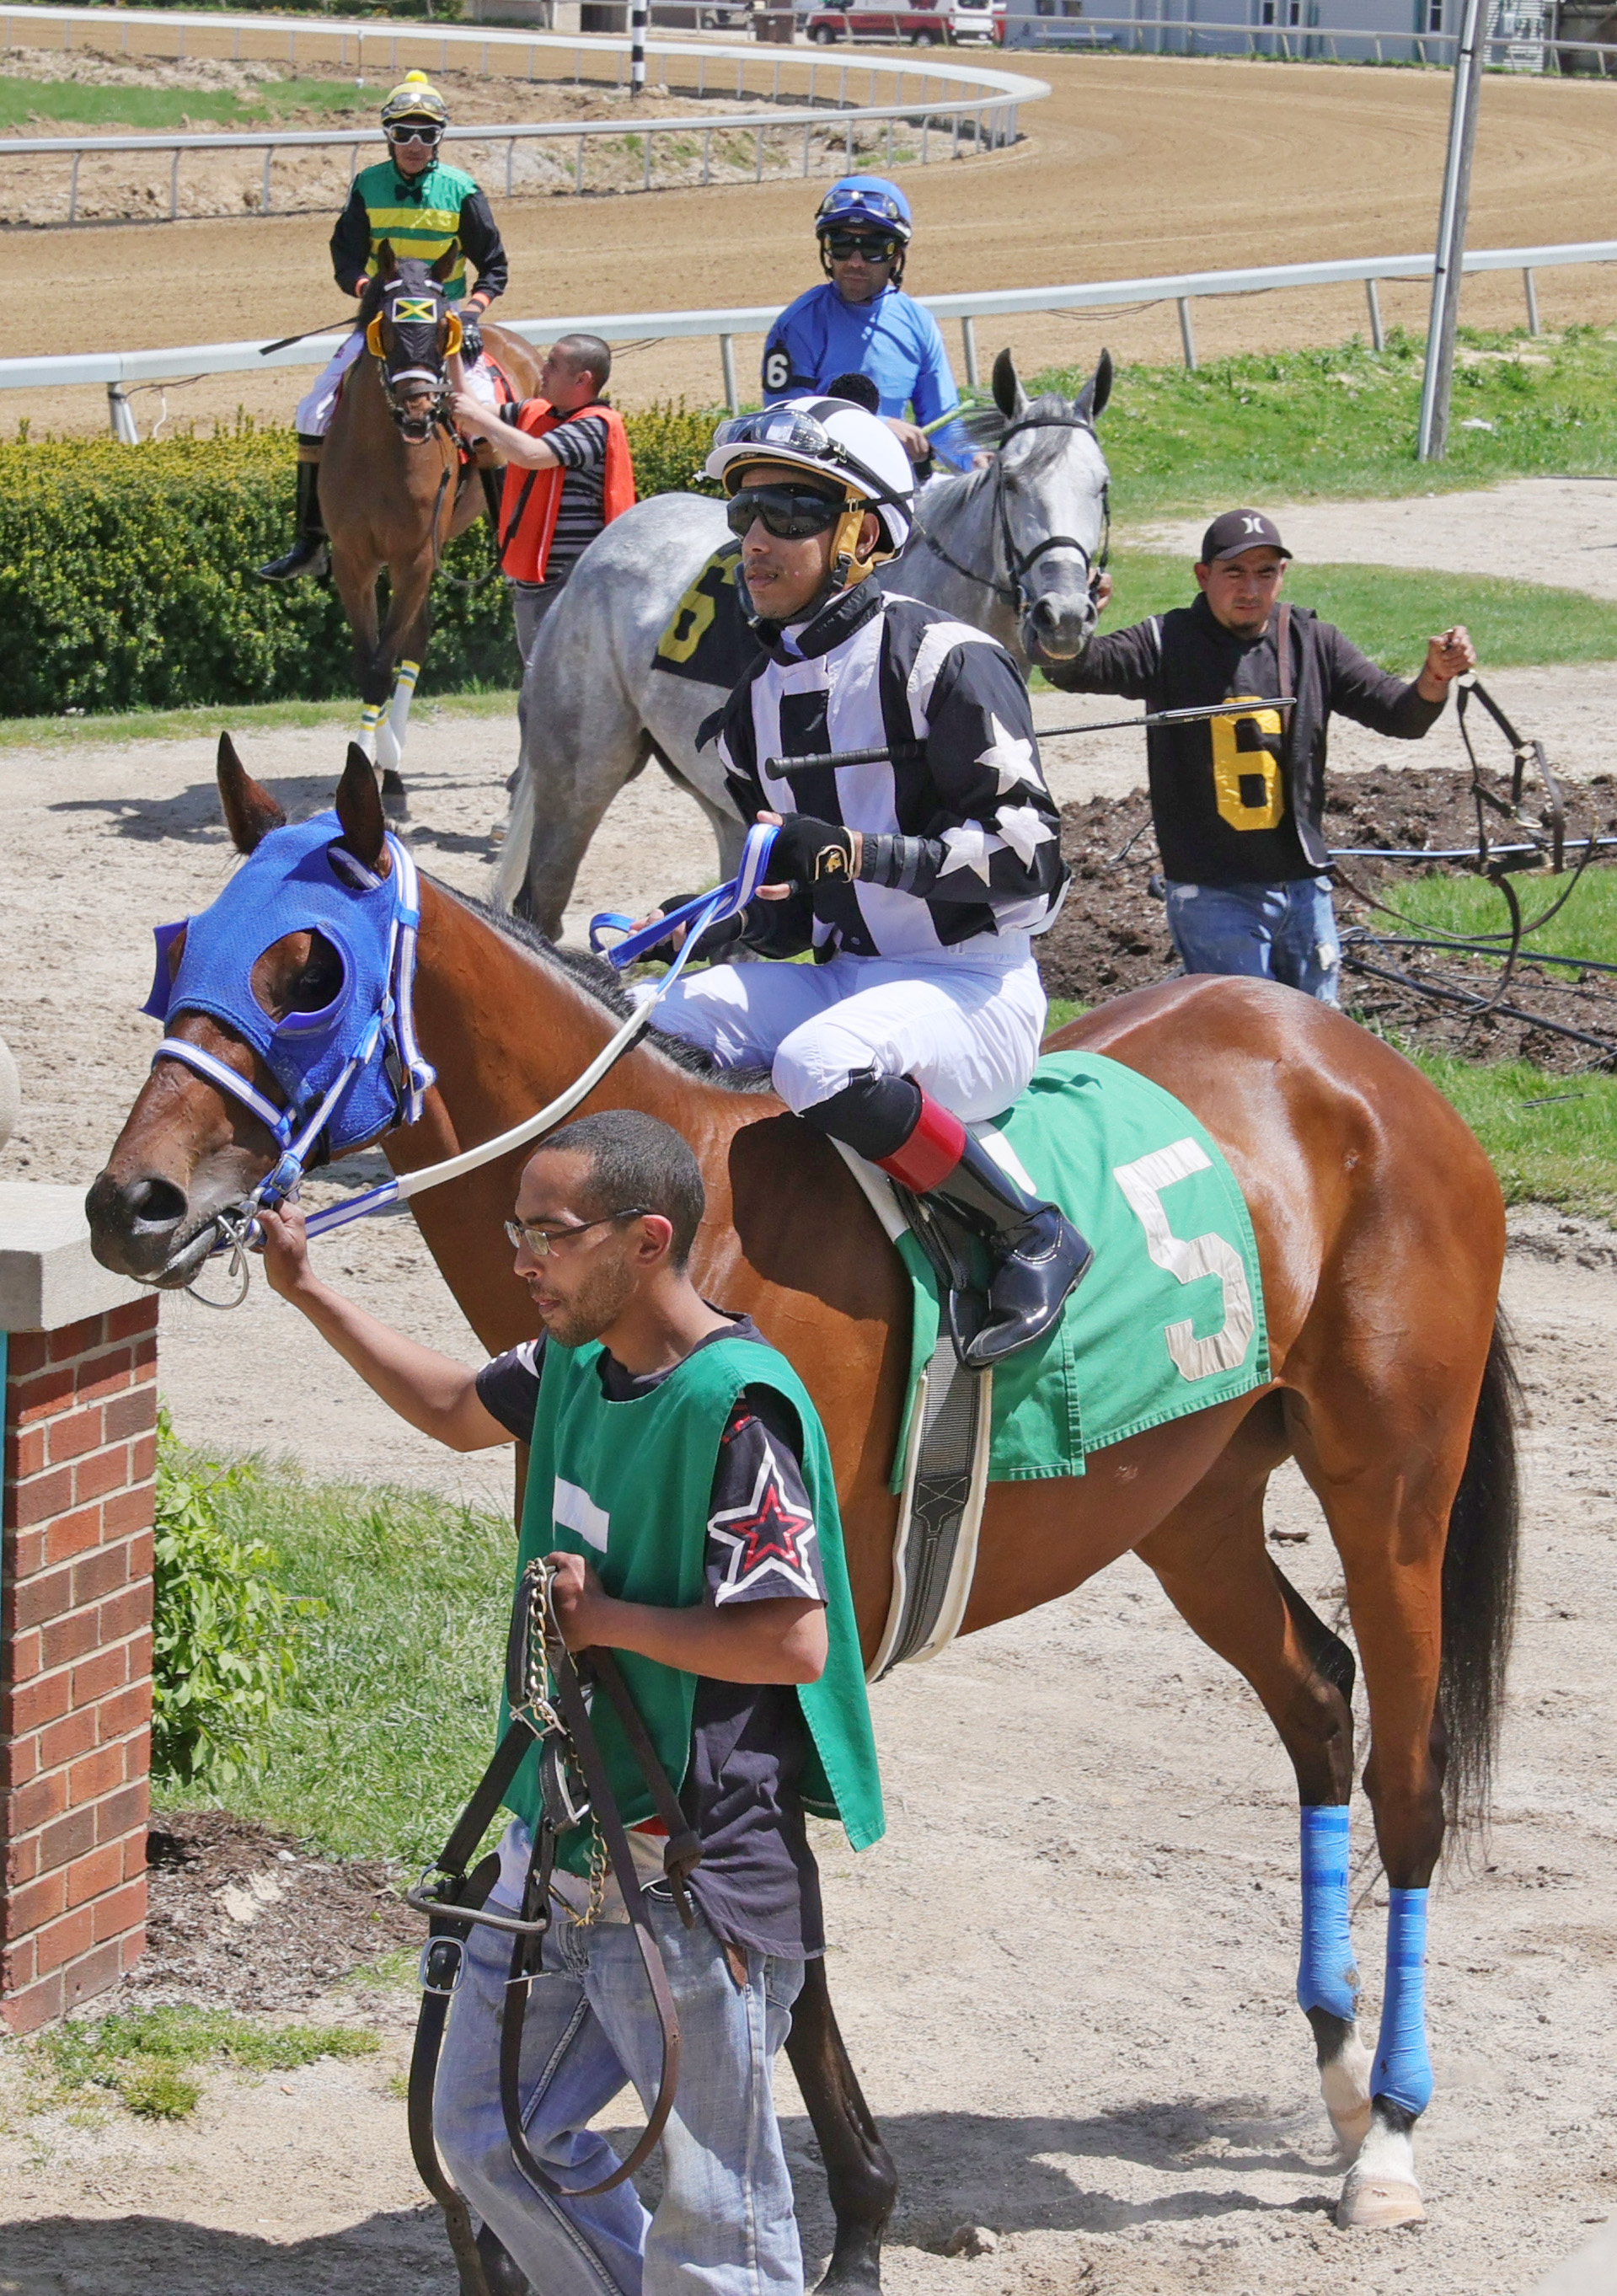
[806,0,1003,43]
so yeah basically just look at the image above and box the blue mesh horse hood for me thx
[145,810,432,1165]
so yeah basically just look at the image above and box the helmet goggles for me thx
[814,182,912,239]
[712,407,907,515]
[725,482,847,543]
[388,123,442,148]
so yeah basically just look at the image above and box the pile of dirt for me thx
[131,1812,419,2013]
[1041,764,1617,1070]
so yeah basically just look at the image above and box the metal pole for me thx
[1418,0,1494,463]
[631,0,646,94]
[107,383,140,445]
[720,334,740,415]
[1524,265,1541,334]
[1177,296,1197,371]
[1365,275,1384,352]
[961,313,979,390]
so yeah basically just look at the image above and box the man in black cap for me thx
[1051,509,1475,1001]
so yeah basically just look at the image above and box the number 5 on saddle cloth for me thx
[404,1560,703,2296]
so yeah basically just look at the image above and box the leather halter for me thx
[917,409,1110,615]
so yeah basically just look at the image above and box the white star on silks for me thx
[993,805,1057,870]
[939,822,998,885]
[976,716,1040,795]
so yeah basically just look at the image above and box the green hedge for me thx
[0,403,718,718]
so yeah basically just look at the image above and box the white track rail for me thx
[3,238,1613,435]
[0,6,1046,222]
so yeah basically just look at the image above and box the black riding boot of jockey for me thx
[257,438,329,582]
[802,1071,1094,1369]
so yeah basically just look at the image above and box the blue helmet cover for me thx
[815,175,913,241]
[143,811,405,1158]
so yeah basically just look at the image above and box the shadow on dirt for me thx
[0,2208,445,2295]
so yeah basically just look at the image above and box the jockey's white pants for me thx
[293,328,501,436]
[646,948,1047,1124]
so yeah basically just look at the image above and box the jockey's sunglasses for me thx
[388,125,442,147]
[725,483,847,541]
[504,1209,651,1257]
[822,231,899,263]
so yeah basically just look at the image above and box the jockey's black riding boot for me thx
[256,438,328,582]
[802,1073,1094,1368]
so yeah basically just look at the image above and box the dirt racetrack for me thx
[4,581,1617,2288]
[8,45,1617,436]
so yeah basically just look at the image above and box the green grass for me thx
[0,73,370,132]
[1371,859,1617,963]
[1403,1049,1617,1223]
[35,2004,378,2121]
[1032,324,1617,517]
[154,1448,514,1868]
[1100,549,1617,676]
[0,687,519,751]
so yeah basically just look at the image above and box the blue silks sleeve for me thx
[1371,1887,1433,2116]
[762,296,823,401]
[1297,1806,1359,2021]
[905,308,974,472]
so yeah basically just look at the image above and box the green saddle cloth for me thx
[893,1050,1270,1486]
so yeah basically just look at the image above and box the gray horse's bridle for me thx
[916,410,1110,615]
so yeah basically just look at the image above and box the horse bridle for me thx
[367,281,462,442]
[916,410,1110,615]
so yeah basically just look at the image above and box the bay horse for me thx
[494,348,1113,938]
[87,742,1518,2288]
[324,244,543,815]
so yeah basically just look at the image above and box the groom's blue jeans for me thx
[1165,874,1342,1004]
[434,1893,806,2296]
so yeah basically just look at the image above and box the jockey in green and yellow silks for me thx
[257,71,511,584]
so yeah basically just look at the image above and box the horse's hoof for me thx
[380,769,409,821]
[1336,2171,1426,2230]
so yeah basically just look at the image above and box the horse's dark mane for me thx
[437,879,773,1094]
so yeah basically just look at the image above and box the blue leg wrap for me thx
[1371,1887,1433,2116]
[1297,1806,1359,2020]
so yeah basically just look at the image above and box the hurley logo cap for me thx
[1199,509,1292,565]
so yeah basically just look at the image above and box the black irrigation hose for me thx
[1341,950,1617,1058]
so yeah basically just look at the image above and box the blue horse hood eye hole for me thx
[249,929,351,1034]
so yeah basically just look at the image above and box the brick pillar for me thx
[0,1185,158,2036]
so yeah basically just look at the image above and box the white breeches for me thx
[293,329,500,436]
[648,950,1047,1121]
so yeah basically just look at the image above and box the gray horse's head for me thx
[983,346,1112,664]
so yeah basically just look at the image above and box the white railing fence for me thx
[1004,9,1617,72]
[0,8,1046,222]
[1,238,1610,438]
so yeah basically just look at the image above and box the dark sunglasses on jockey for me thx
[713,406,909,516]
[821,231,900,264]
[388,124,442,147]
[725,482,849,542]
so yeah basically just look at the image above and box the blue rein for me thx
[587,822,779,972]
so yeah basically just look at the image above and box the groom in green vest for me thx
[256,1107,882,2296]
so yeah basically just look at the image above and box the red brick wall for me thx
[1,1298,158,2036]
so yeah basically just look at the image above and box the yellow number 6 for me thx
[1211,696,1285,832]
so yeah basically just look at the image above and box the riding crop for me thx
[762,696,1296,779]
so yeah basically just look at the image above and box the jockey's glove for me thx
[458,311,485,363]
[641,896,747,968]
[766,815,856,893]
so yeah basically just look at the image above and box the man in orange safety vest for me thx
[452,331,636,671]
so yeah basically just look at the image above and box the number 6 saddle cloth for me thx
[838,1052,1271,1678]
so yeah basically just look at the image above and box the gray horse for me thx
[495,349,1112,936]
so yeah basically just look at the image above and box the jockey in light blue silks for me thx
[760,177,977,476]
[641,399,1094,1369]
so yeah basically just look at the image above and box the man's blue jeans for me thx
[434,1894,807,2296]
[1164,875,1342,1004]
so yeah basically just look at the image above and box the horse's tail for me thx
[1439,1305,1523,1830]
[492,762,534,913]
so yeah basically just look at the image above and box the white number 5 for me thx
[1112,1137,1256,1381]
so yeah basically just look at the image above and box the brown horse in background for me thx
[87,743,1519,2291]
[323,244,543,816]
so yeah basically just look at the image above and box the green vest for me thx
[501,1334,884,1876]
[353,158,478,297]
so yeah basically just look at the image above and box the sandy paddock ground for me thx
[7,47,1617,435]
[3,484,1617,2293]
